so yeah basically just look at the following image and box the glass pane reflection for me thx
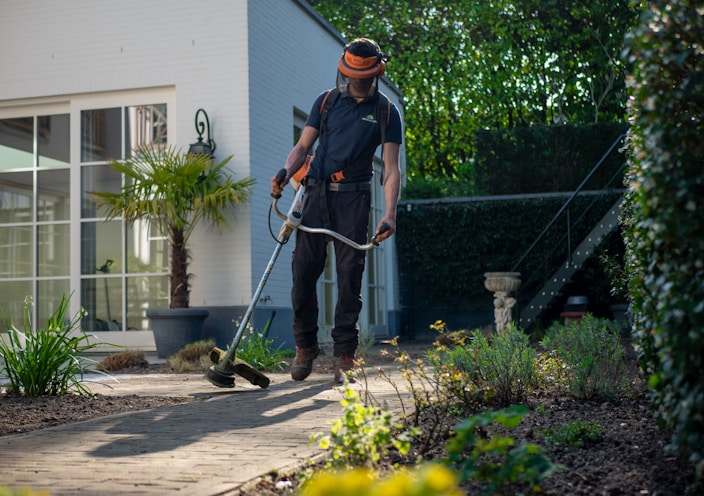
[125,104,167,155]
[0,171,33,223]
[81,164,121,218]
[0,226,33,277]
[37,279,71,325]
[0,117,33,170]
[38,169,70,221]
[38,224,70,277]
[81,220,122,275]
[127,220,168,274]
[127,275,169,330]
[81,108,121,162]
[38,114,70,167]
[0,281,32,328]
[81,277,123,332]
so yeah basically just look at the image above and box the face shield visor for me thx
[336,51,386,98]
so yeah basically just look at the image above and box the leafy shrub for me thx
[466,324,537,406]
[98,349,149,372]
[541,419,603,448]
[299,463,462,496]
[0,295,103,397]
[623,0,704,476]
[310,385,416,470]
[533,352,569,391]
[429,324,537,411]
[445,405,561,494]
[541,315,627,400]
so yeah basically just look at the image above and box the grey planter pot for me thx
[147,307,209,358]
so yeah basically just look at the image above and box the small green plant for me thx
[469,324,537,406]
[541,419,603,448]
[299,463,462,496]
[377,335,475,456]
[534,351,569,391]
[445,405,561,494]
[541,315,627,400]
[0,294,104,397]
[235,323,289,372]
[310,385,417,469]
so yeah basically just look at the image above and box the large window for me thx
[0,114,70,325]
[0,101,170,335]
[80,104,169,332]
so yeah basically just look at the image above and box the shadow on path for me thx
[89,379,337,458]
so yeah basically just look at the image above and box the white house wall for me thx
[0,0,255,317]
[0,0,405,348]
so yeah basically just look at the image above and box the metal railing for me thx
[511,134,627,272]
[511,133,628,324]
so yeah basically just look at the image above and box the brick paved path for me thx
[0,372,406,496]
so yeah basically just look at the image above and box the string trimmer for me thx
[205,166,389,388]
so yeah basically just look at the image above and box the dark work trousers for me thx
[291,184,371,358]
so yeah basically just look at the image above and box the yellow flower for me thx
[417,464,461,495]
[370,469,413,496]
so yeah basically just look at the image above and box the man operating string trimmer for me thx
[271,38,403,384]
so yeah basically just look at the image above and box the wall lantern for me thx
[188,108,216,157]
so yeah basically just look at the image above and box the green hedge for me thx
[402,123,627,201]
[473,123,628,196]
[623,0,704,476]
[397,192,622,310]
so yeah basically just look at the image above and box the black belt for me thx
[307,178,371,192]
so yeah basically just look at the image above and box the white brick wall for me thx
[0,0,405,333]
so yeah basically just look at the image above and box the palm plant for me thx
[91,144,255,309]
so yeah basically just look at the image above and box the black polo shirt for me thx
[305,89,403,183]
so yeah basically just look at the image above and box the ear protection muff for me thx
[338,49,385,78]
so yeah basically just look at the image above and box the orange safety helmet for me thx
[337,38,386,79]
[336,38,386,97]
[337,50,385,78]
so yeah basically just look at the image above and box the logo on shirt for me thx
[362,114,378,124]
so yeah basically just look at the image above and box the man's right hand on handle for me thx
[271,168,288,198]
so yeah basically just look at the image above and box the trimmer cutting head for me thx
[206,346,271,389]
[205,365,236,388]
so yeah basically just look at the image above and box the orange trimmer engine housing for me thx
[290,155,312,190]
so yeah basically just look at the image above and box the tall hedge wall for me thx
[473,123,628,195]
[397,192,622,316]
[623,0,704,476]
[403,123,628,200]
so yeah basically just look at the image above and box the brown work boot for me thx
[334,355,356,384]
[291,345,320,381]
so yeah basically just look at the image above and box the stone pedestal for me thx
[484,272,521,333]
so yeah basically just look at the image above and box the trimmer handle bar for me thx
[272,167,389,250]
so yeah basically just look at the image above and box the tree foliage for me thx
[623,0,704,477]
[310,0,641,179]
